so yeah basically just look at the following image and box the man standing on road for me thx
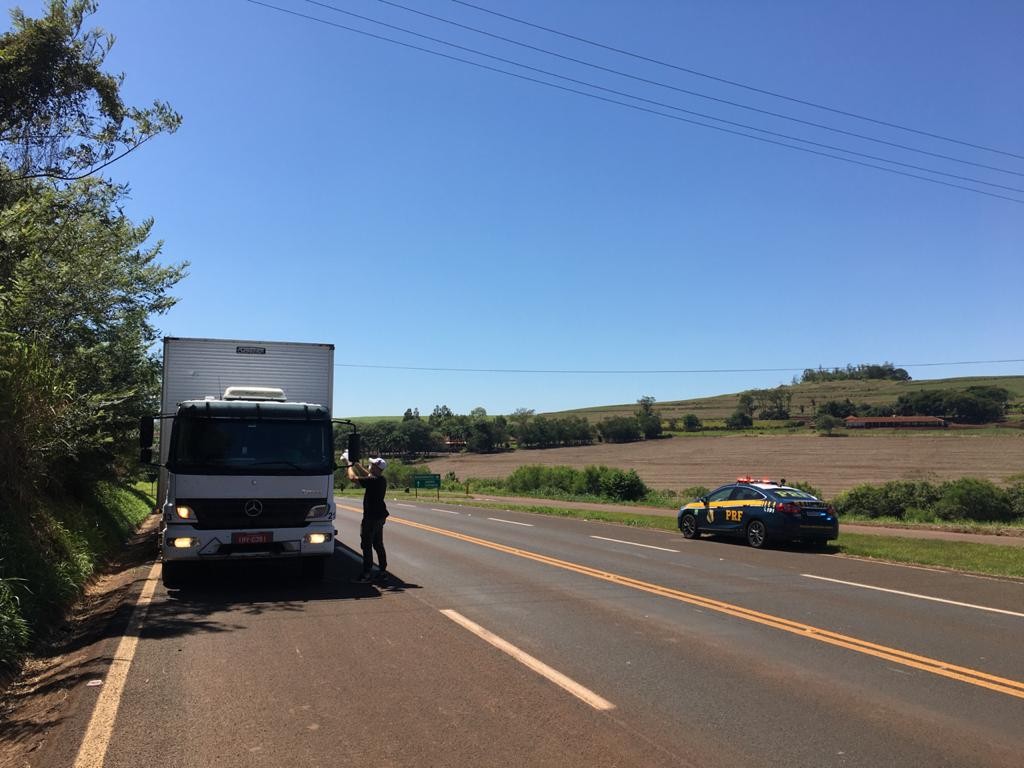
[346,455,389,583]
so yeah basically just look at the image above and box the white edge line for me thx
[590,535,679,553]
[433,508,460,514]
[801,574,1024,618]
[440,609,614,711]
[73,561,160,768]
[487,517,534,527]
[395,503,417,508]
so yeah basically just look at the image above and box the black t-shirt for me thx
[356,475,388,519]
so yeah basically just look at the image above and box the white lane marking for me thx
[440,609,614,711]
[487,518,534,527]
[73,562,160,768]
[433,508,460,514]
[395,503,417,508]
[802,574,1024,618]
[590,535,679,553]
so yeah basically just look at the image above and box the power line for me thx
[364,0,1023,178]
[300,0,1024,194]
[243,1,1024,204]
[333,359,1024,375]
[451,0,1024,162]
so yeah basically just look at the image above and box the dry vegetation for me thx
[425,433,1024,498]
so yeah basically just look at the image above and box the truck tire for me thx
[161,561,187,589]
[301,557,326,582]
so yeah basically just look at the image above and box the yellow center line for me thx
[346,505,1024,700]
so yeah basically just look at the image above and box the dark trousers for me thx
[360,516,387,573]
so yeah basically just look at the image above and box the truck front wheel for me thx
[161,561,188,589]
[301,557,326,582]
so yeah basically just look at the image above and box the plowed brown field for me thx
[425,434,1024,497]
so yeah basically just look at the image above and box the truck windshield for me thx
[168,417,333,475]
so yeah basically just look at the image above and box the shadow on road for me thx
[143,543,422,639]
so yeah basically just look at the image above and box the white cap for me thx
[369,457,387,470]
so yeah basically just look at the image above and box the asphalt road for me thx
[41,499,1024,768]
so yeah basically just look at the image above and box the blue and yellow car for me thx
[677,478,838,548]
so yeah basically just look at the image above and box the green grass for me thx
[545,375,1024,423]
[0,480,153,671]
[837,533,1024,578]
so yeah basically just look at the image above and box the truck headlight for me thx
[175,505,194,520]
[305,533,330,545]
[170,537,198,548]
[306,504,329,520]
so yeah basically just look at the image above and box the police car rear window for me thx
[773,489,817,499]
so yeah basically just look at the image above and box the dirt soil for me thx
[425,433,1024,498]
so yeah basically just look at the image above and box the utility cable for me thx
[361,0,1023,178]
[244,1,1024,203]
[333,359,1024,375]
[299,0,1023,194]
[450,0,1024,162]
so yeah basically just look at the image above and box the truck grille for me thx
[180,498,313,530]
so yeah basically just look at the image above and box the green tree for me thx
[815,414,844,436]
[635,395,662,439]
[0,0,180,185]
[597,416,642,443]
[682,414,702,432]
[725,409,753,430]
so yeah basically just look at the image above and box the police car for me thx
[677,477,838,548]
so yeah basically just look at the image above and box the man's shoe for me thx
[353,573,373,583]
[374,570,389,582]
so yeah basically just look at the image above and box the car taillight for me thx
[776,502,801,516]
[827,505,836,517]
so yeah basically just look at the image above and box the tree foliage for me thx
[800,362,911,384]
[0,0,180,185]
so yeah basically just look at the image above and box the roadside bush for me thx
[682,414,702,432]
[833,481,942,520]
[933,478,1010,522]
[500,464,648,503]
[383,459,432,490]
[679,485,711,501]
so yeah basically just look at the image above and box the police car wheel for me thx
[746,520,768,549]
[680,512,700,539]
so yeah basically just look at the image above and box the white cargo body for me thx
[155,337,337,586]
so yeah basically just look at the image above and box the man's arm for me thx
[347,461,368,481]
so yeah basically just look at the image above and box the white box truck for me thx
[140,337,349,587]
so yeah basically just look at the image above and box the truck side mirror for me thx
[139,416,155,465]
[139,416,154,449]
[347,432,361,464]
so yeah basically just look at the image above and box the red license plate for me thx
[232,532,272,545]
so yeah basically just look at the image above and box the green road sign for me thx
[413,473,441,489]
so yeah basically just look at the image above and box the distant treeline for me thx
[800,362,911,383]
[816,386,1012,424]
[340,398,668,458]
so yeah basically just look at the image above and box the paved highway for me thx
[43,500,1024,767]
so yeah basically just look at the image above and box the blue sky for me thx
[47,0,1024,416]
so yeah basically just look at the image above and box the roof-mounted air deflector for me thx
[222,386,287,402]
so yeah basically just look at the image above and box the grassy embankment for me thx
[0,482,154,672]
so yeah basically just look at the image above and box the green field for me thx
[543,375,1024,423]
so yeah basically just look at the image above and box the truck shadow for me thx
[143,544,421,638]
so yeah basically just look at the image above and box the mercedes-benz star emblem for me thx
[244,499,263,518]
